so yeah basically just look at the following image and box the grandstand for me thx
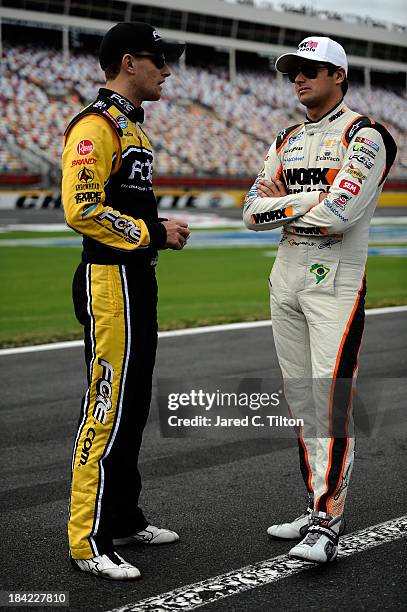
[0,0,406,187]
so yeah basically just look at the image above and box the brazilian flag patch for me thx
[310,263,330,284]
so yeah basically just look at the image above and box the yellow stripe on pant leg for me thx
[69,265,126,559]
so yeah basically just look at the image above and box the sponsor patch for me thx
[339,179,360,195]
[293,226,324,236]
[318,238,341,249]
[251,208,289,224]
[328,108,345,123]
[102,110,121,129]
[287,239,316,247]
[321,139,337,147]
[331,193,351,211]
[75,191,102,204]
[75,182,100,192]
[93,358,114,425]
[348,154,374,169]
[79,428,96,466]
[77,168,94,183]
[71,157,97,167]
[110,93,134,113]
[283,155,304,163]
[288,130,304,146]
[348,120,364,140]
[346,163,366,184]
[310,263,330,284]
[96,210,142,242]
[316,152,340,162]
[324,199,348,222]
[284,145,303,154]
[116,114,128,129]
[298,40,318,52]
[355,136,380,151]
[77,139,94,156]
[128,157,153,182]
[93,100,107,110]
[352,143,376,159]
[285,167,329,186]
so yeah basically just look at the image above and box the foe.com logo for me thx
[92,358,114,425]
[79,428,96,466]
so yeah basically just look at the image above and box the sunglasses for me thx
[133,53,166,69]
[287,63,330,83]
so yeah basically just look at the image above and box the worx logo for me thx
[285,167,329,186]
[251,208,290,224]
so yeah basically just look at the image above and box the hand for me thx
[257,178,287,198]
[162,219,190,250]
[319,191,329,202]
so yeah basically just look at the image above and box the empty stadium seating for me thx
[1,44,406,179]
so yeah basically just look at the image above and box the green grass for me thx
[0,246,406,347]
[0,231,75,240]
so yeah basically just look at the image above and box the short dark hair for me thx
[326,63,348,96]
[104,59,122,80]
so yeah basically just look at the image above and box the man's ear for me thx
[336,67,346,86]
[121,54,136,75]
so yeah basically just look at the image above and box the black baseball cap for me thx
[99,21,186,70]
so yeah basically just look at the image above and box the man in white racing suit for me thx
[243,36,397,563]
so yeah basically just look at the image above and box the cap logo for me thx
[298,40,318,52]
[152,29,161,41]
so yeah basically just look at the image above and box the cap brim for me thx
[159,40,185,62]
[275,53,304,73]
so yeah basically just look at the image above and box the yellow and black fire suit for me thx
[62,88,167,559]
[244,100,397,517]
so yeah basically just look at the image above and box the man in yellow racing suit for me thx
[62,21,189,580]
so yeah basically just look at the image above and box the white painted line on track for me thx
[106,515,407,612]
[0,339,84,356]
[1,305,407,357]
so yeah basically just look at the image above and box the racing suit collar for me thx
[304,99,346,130]
[99,88,145,124]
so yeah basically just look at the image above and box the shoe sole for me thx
[288,551,338,563]
[70,559,141,581]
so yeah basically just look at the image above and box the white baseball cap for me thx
[275,36,348,75]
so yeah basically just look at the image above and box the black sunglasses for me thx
[133,53,166,69]
[287,63,330,83]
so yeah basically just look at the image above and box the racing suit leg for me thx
[68,262,157,560]
[270,242,365,517]
[300,261,365,516]
[270,253,315,501]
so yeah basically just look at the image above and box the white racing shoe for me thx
[267,509,312,540]
[113,524,179,546]
[288,511,342,563]
[71,551,141,580]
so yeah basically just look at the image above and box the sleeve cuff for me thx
[146,221,167,248]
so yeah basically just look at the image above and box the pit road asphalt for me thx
[1,311,406,612]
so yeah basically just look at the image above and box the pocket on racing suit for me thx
[304,240,342,296]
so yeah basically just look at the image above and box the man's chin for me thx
[145,92,161,102]
[298,92,316,107]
